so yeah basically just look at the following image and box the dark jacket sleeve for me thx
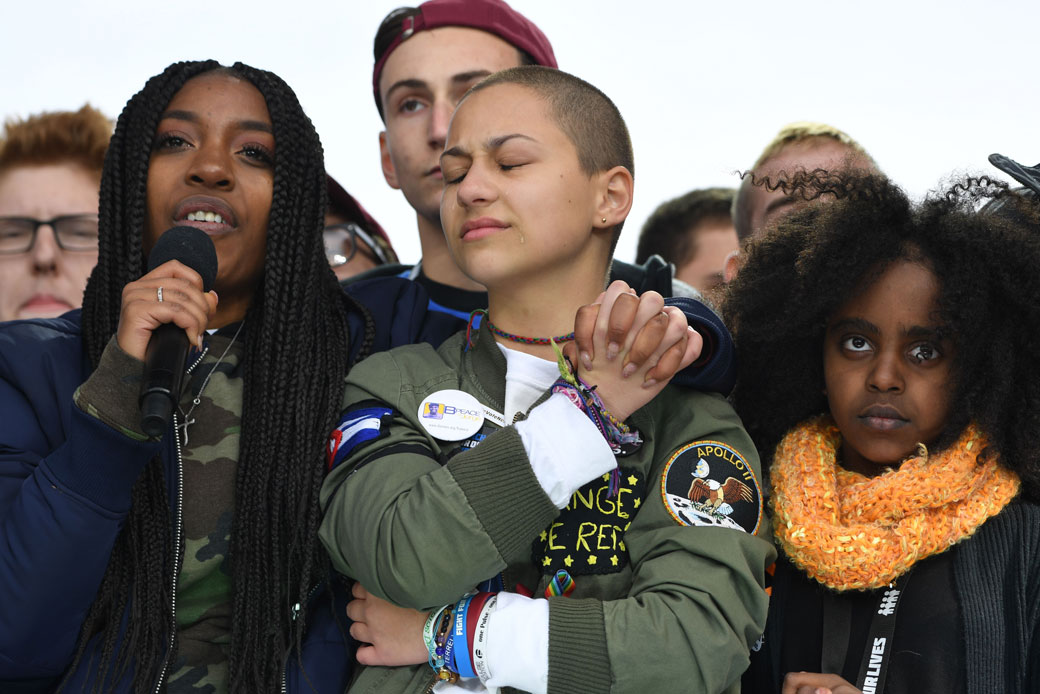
[611,257,736,396]
[665,295,737,396]
[0,316,158,680]
[342,276,453,358]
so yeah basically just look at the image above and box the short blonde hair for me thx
[751,121,872,171]
[734,121,875,239]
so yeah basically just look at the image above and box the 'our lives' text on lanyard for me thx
[820,571,912,694]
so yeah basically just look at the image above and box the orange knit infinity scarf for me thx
[771,416,1020,591]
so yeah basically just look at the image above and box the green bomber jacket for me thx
[319,324,775,694]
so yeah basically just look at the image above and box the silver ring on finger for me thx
[157,286,164,303]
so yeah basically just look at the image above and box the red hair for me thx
[0,104,112,176]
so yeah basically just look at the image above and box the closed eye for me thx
[444,169,467,185]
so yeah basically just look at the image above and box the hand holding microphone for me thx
[114,227,218,437]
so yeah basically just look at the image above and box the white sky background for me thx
[3,0,1035,265]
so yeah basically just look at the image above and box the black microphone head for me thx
[146,226,219,292]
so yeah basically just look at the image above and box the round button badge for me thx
[417,389,486,441]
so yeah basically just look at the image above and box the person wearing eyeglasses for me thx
[325,172,399,280]
[0,105,112,322]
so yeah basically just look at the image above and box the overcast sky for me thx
[5,0,1035,264]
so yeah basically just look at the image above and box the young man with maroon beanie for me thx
[354,0,735,397]
[360,0,695,321]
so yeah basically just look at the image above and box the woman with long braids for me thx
[0,60,422,694]
[0,60,705,694]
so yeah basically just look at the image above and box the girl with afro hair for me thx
[727,173,1040,694]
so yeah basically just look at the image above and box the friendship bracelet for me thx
[547,343,642,496]
[553,377,640,448]
[549,340,642,447]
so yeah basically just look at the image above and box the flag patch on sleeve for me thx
[326,405,395,471]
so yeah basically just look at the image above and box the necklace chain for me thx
[176,320,245,446]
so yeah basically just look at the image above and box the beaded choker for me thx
[470,309,575,345]
[489,321,575,345]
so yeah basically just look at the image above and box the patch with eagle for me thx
[660,440,762,534]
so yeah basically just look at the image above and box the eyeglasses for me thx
[324,222,390,267]
[0,215,100,254]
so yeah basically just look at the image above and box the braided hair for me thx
[70,60,374,692]
[725,171,1040,501]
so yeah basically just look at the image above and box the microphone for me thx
[139,226,218,438]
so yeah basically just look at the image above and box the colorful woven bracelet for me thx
[548,339,642,453]
[549,370,642,496]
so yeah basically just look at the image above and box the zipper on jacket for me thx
[154,411,186,693]
[153,346,206,693]
[282,581,324,693]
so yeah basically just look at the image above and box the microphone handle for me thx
[139,323,190,438]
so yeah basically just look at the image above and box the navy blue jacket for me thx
[0,276,734,691]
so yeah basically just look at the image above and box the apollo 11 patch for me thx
[660,440,762,534]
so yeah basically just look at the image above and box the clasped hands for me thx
[348,280,703,665]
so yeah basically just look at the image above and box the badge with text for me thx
[533,469,644,576]
[660,440,762,534]
[417,389,485,441]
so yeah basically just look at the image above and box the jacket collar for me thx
[459,319,507,413]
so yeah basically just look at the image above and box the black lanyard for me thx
[820,570,912,694]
